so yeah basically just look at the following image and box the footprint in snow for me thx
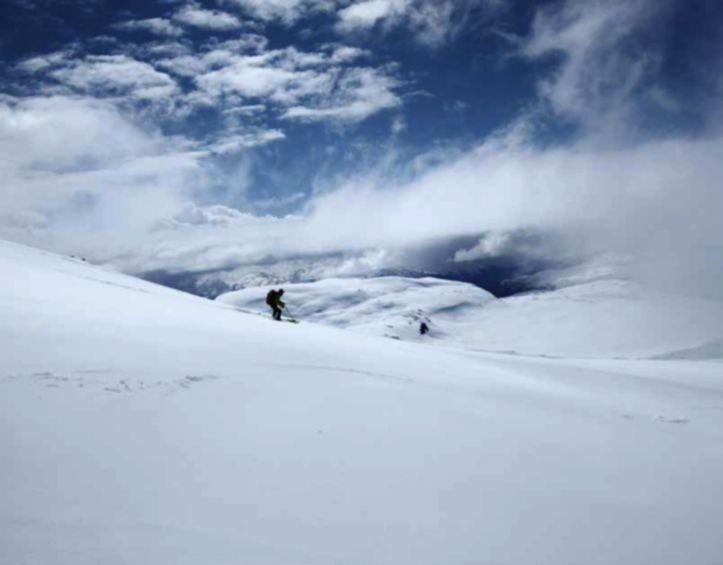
[177,374,219,389]
[656,416,690,425]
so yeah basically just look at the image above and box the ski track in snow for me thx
[1,370,223,395]
[1,360,712,431]
[265,363,416,385]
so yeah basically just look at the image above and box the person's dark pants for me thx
[272,307,282,321]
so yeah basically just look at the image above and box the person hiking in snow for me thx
[266,288,285,321]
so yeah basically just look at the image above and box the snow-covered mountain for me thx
[2,238,723,565]
[218,276,723,359]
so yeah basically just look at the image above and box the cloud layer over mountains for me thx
[1,0,721,297]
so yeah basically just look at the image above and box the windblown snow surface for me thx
[2,239,723,565]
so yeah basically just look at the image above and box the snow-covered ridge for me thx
[218,276,495,341]
[2,239,723,565]
[218,276,723,359]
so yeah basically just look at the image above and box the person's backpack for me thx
[266,290,277,307]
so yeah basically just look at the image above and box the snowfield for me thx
[2,239,723,565]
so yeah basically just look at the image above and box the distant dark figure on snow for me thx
[419,322,430,335]
[266,289,285,321]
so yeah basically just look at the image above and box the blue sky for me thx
[0,0,541,211]
[1,0,722,296]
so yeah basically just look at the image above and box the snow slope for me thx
[218,276,496,341]
[2,239,723,565]
[219,277,723,358]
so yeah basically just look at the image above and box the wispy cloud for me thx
[113,18,184,38]
[13,33,402,126]
[519,0,662,136]
[208,129,286,154]
[221,0,335,25]
[336,0,502,47]
[220,0,499,46]
[48,54,179,101]
[193,46,402,122]
[281,66,401,122]
[173,2,244,30]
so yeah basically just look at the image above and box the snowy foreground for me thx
[2,239,723,565]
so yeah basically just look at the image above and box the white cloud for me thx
[198,58,322,100]
[116,129,722,296]
[154,36,267,77]
[194,47,402,122]
[155,54,209,78]
[335,0,499,47]
[207,129,285,154]
[390,115,405,134]
[222,0,496,45]
[223,104,267,116]
[114,18,184,38]
[141,40,194,58]
[0,95,290,264]
[173,2,243,30]
[338,0,400,28]
[282,67,400,122]
[221,0,335,24]
[170,203,250,227]
[453,232,515,262]
[3,92,722,298]
[50,55,179,101]
[251,191,306,210]
[14,26,401,124]
[329,45,369,63]
[16,50,76,73]
[520,0,658,133]
[0,96,201,258]
[0,96,156,172]
[297,128,723,296]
